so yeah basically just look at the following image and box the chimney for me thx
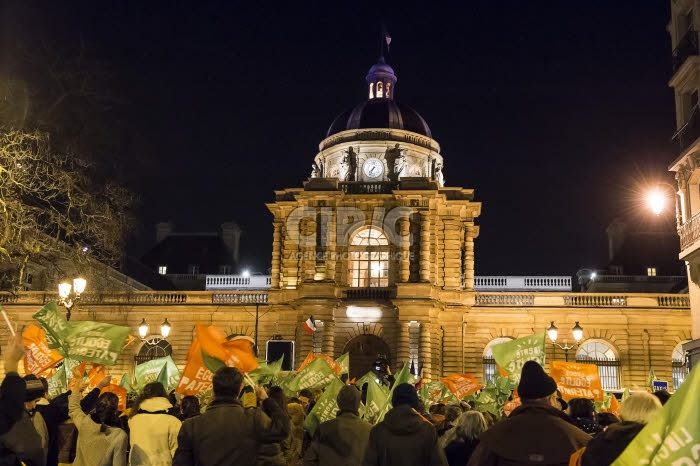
[606,219,626,263]
[221,222,242,264]
[156,222,173,244]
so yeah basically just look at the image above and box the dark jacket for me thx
[581,421,645,466]
[467,402,591,466]
[444,437,479,466]
[572,417,604,436]
[304,411,372,466]
[361,405,447,466]
[172,396,289,466]
[0,373,43,466]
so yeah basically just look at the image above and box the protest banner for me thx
[134,355,180,390]
[439,373,484,400]
[364,377,389,423]
[196,323,258,373]
[303,377,345,436]
[32,302,71,351]
[297,351,342,375]
[23,324,64,375]
[491,333,546,384]
[335,352,349,375]
[64,321,131,365]
[102,384,128,412]
[176,336,214,395]
[612,364,700,465]
[549,361,603,402]
[288,357,337,392]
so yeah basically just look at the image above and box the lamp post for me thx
[547,321,584,362]
[57,277,87,321]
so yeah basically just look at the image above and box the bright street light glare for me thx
[647,190,666,215]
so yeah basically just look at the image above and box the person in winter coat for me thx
[67,370,128,466]
[567,398,603,435]
[179,396,200,421]
[304,385,372,466]
[128,382,182,466]
[441,411,487,466]
[362,383,447,466]
[258,386,290,466]
[172,367,290,466]
[578,392,662,466]
[467,361,591,466]
[0,334,44,466]
[284,402,306,466]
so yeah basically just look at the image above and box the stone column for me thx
[271,221,282,288]
[322,319,336,356]
[400,216,410,282]
[326,209,337,282]
[397,320,410,367]
[420,212,431,282]
[463,224,476,290]
[419,322,433,381]
[443,217,461,288]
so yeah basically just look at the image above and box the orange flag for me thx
[439,373,484,399]
[195,323,258,373]
[23,324,64,375]
[606,394,621,416]
[101,384,128,412]
[549,361,604,402]
[87,364,106,390]
[176,336,214,396]
[504,396,522,417]
[297,351,342,375]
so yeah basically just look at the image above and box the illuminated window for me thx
[647,267,657,276]
[158,265,167,275]
[576,341,620,390]
[483,337,512,383]
[376,82,383,98]
[348,227,389,287]
[386,82,391,98]
[135,338,172,365]
[672,343,689,389]
[369,82,374,99]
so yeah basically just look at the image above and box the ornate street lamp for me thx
[57,277,87,321]
[547,321,584,362]
[138,318,172,341]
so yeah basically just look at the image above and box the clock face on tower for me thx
[363,159,384,179]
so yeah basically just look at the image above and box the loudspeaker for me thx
[266,340,295,371]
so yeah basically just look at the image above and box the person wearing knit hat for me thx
[467,361,591,466]
[304,385,372,465]
[361,383,447,466]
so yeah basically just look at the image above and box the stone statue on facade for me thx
[343,147,358,181]
[435,163,444,186]
[384,144,406,182]
[311,162,320,178]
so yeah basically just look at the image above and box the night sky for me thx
[2,1,678,276]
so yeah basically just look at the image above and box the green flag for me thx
[63,321,131,365]
[491,333,546,384]
[364,377,389,424]
[119,373,134,394]
[47,364,67,399]
[32,302,71,351]
[335,352,350,376]
[289,357,337,392]
[647,367,657,390]
[622,387,630,402]
[302,377,344,436]
[157,362,170,388]
[355,371,375,389]
[135,356,181,391]
[612,363,700,465]
[249,357,285,385]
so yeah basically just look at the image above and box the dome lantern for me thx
[366,57,397,100]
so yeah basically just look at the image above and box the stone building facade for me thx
[0,55,692,392]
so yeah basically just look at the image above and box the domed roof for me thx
[326,99,432,138]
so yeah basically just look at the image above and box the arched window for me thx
[483,337,512,383]
[576,340,620,390]
[386,82,391,98]
[348,227,389,287]
[672,342,689,389]
[134,338,172,365]
[376,82,383,98]
[369,82,374,99]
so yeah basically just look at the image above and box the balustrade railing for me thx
[658,295,691,308]
[344,287,396,299]
[564,295,627,307]
[679,211,700,252]
[339,182,400,194]
[206,275,272,290]
[474,276,571,291]
[673,105,700,153]
[475,294,535,306]
[212,293,268,304]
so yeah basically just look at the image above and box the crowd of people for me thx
[0,334,671,466]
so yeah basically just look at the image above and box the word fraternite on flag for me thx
[303,316,316,334]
